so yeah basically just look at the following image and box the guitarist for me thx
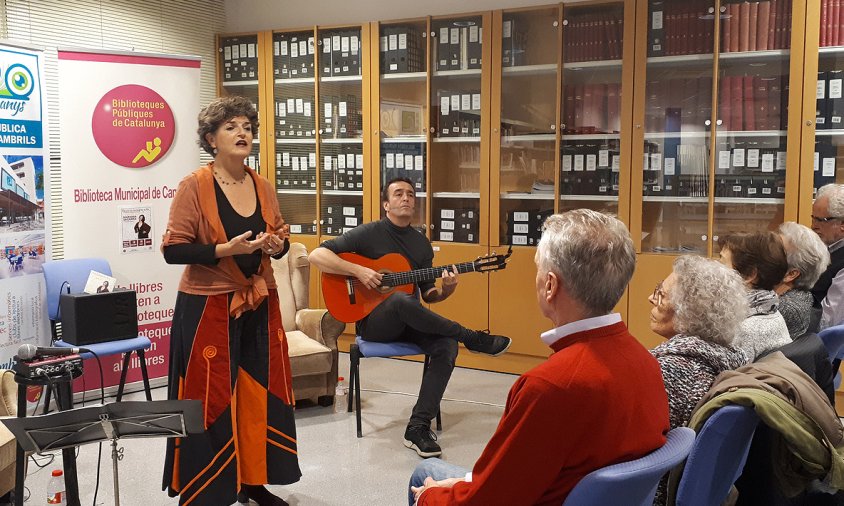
[309,177,512,459]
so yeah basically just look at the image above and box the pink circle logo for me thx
[91,84,175,168]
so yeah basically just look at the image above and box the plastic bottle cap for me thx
[338,376,344,381]
[51,469,63,477]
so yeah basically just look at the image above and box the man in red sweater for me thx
[409,209,670,505]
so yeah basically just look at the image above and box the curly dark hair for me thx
[197,96,259,156]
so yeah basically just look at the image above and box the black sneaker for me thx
[462,329,512,357]
[403,424,442,458]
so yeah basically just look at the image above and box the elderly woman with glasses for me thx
[718,231,791,361]
[649,256,748,506]
[776,222,831,338]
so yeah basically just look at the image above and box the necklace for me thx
[214,169,248,186]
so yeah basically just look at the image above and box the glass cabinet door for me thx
[272,30,318,236]
[813,2,844,198]
[639,0,716,254]
[430,14,485,244]
[318,26,365,237]
[377,19,428,233]
[495,7,559,247]
[219,34,262,175]
[560,3,626,219]
[712,0,792,245]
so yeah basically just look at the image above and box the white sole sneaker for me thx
[403,438,442,458]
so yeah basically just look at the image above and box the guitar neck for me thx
[382,262,476,288]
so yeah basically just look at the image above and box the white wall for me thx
[225,0,587,32]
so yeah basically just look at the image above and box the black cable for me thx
[85,349,106,506]
[56,280,70,325]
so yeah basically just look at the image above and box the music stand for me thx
[2,400,203,506]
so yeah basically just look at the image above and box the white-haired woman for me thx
[649,256,749,506]
[777,222,831,337]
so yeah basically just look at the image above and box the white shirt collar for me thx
[830,238,844,253]
[540,313,622,347]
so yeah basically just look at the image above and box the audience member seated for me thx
[718,232,791,360]
[408,209,669,506]
[776,222,831,338]
[811,183,844,331]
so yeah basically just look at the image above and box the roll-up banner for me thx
[57,49,200,393]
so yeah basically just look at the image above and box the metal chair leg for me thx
[349,343,363,438]
[115,352,132,401]
[136,349,153,401]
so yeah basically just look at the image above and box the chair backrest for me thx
[819,323,844,361]
[674,405,759,506]
[563,427,695,506]
[271,242,310,332]
[42,257,111,321]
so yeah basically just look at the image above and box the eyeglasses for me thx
[811,215,844,223]
[651,281,666,307]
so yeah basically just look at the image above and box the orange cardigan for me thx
[162,163,284,318]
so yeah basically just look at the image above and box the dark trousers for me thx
[359,293,462,427]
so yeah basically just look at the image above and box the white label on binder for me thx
[332,35,341,51]
[733,185,743,193]
[339,102,347,117]
[308,37,316,54]
[514,223,529,234]
[324,103,332,120]
[405,155,413,169]
[395,153,404,168]
[719,151,731,169]
[290,42,298,58]
[815,152,821,171]
[651,153,662,169]
[562,154,572,172]
[380,36,387,52]
[279,102,287,116]
[286,99,295,112]
[248,43,256,58]
[224,46,232,60]
[511,235,527,245]
[309,153,317,168]
[653,11,663,30]
[389,34,398,51]
[450,27,459,44]
[276,154,281,166]
[415,155,423,170]
[386,153,395,168]
[345,217,358,227]
[818,80,826,99]
[274,41,280,56]
[503,20,512,38]
[338,155,346,170]
[292,157,300,171]
[356,154,364,168]
[664,157,676,175]
[346,153,354,168]
[823,158,836,177]
[441,220,455,230]
[324,155,333,170]
[598,149,609,167]
[341,36,350,53]
[747,187,757,195]
[513,212,529,222]
[747,149,760,168]
[732,148,745,167]
[461,94,471,111]
[440,27,449,42]
[831,79,843,99]
[399,33,407,49]
[777,151,787,171]
[298,40,307,56]
[472,94,481,110]
[451,95,460,111]
[469,25,479,43]
[282,152,290,167]
[586,154,597,171]
[343,207,356,216]
[239,44,247,57]
[232,44,240,59]
[574,154,585,171]
[300,156,308,170]
[762,187,772,195]
[761,153,774,172]
[612,155,620,172]
[441,209,455,219]
[441,96,450,115]
[440,231,454,242]
[295,99,304,114]
[304,102,311,117]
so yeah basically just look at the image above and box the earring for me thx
[212,147,217,155]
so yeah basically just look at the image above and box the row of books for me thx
[814,140,839,190]
[645,77,713,132]
[436,208,479,243]
[643,142,709,197]
[648,0,715,57]
[319,30,363,77]
[222,36,259,82]
[817,70,844,129]
[562,83,621,135]
[715,145,787,174]
[322,95,363,138]
[720,0,793,53]
[561,141,622,174]
[323,146,364,191]
[505,209,553,246]
[436,89,482,137]
[819,0,844,47]
[379,26,424,74]
[564,9,623,63]
[273,33,315,79]
[276,96,315,138]
[433,20,483,71]
[719,75,788,131]
[381,143,426,192]
[275,150,316,190]
[561,172,621,197]
[323,205,363,236]
[501,18,528,67]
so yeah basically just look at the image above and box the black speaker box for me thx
[59,289,138,346]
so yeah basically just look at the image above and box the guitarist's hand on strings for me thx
[441,265,459,295]
[354,265,383,290]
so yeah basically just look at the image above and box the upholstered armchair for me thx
[0,369,17,499]
[272,242,345,405]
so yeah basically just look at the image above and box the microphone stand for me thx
[99,414,124,506]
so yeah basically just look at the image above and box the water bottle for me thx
[334,377,347,414]
[46,469,66,505]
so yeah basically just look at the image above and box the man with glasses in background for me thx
[811,183,844,330]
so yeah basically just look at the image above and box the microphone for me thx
[17,343,89,361]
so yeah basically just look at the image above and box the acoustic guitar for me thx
[321,247,512,323]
